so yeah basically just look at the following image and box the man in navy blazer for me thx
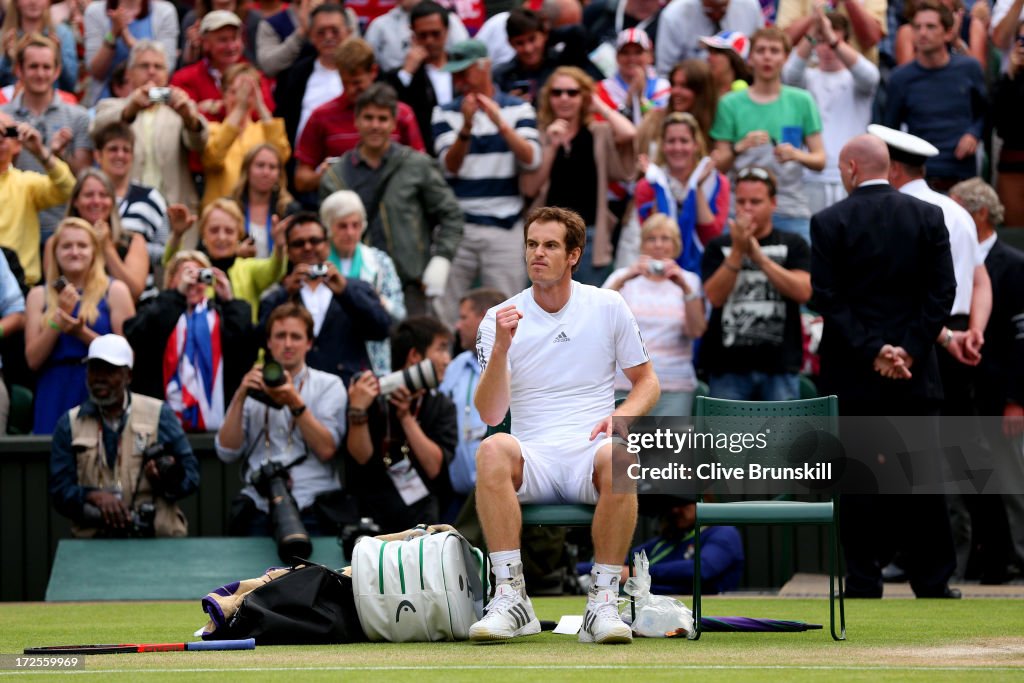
[810,133,960,598]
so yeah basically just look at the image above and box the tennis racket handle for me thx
[186,639,256,651]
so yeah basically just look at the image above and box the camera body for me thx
[80,489,157,538]
[647,260,665,276]
[148,87,171,104]
[307,263,329,280]
[340,516,381,561]
[2,125,18,138]
[198,268,215,285]
[252,460,312,563]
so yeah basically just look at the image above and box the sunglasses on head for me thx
[550,87,581,98]
[288,236,326,249]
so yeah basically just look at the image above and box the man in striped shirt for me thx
[431,39,541,326]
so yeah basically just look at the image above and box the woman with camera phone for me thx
[164,198,287,321]
[519,66,636,287]
[124,250,255,431]
[603,213,705,417]
[201,63,290,210]
[25,217,136,433]
[632,112,729,275]
[345,317,457,533]
[231,143,300,259]
[42,169,151,301]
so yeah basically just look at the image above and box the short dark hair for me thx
[92,121,135,150]
[311,3,346,21]
[391,316,451,369]
[266,302,315,342]
[410,0,449,28]
[284,211,327,244]
[523,206,586,273]
[461,287,507,315]
[912,0,955,30]
[735,166,778,198]
[355,82,398,117]
[825,11,851,40]
[506,8,546,40]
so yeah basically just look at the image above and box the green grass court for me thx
[1,596,1022,681]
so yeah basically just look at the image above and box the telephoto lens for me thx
[377,359,438,396]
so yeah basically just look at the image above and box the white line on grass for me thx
[3,665,1023,675]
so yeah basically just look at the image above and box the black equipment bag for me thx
[211,563,367,645]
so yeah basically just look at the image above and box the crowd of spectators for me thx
[0,0,1020,583]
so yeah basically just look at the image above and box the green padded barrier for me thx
[45,537,344,601]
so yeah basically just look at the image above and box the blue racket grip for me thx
[186,638,256,651]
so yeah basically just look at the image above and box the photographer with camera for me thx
[49,334,199,537]
[124,250,255,432]
[217,302,349,544]
[345,316,457,532]
[258,212,391,386]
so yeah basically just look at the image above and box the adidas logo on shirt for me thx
[552,331,570,343]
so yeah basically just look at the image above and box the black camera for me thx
[81,492,157,538]
[143,443,184,492]
[2,125,18,138]
[248,359,286,408]
[252,460,312,563]
[307,263,329,280]
[340,516,381,562]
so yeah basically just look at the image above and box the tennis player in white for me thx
[470,206,660,644]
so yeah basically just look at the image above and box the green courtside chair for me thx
[691,395,845,641]
[6,384,33,435]
[485,411,596,527]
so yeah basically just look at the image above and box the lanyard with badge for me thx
[380,396,431,505]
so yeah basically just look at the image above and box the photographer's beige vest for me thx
[68,393,187,538]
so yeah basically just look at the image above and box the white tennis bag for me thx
[350,524,488,642]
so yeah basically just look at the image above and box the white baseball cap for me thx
[86,334,134,369]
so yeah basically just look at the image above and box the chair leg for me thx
[829,511,846,641]
[690,515,702,640]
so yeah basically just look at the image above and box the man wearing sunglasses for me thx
[258,212,392,386]
[701,165,812,401]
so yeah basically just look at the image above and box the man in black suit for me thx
[950,178,1024,582]
[810,133,960,598]
[383,1,456,156]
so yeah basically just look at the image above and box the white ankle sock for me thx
[490,550,522,581]
[593,563,622,591]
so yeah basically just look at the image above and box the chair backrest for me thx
[694,396,839,496]
[7,384,33,435]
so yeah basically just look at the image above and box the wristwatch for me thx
[939,328,953,348]
[290,403,308,417]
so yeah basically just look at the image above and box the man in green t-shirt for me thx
[710,26,825,244]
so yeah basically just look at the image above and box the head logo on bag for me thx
[395,600,417,623]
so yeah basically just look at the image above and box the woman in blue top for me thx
[24,217,135,433]
[83,0,178,104]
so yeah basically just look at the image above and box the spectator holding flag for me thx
[124,250,256,432]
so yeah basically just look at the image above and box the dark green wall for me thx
[0,435,833,601]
